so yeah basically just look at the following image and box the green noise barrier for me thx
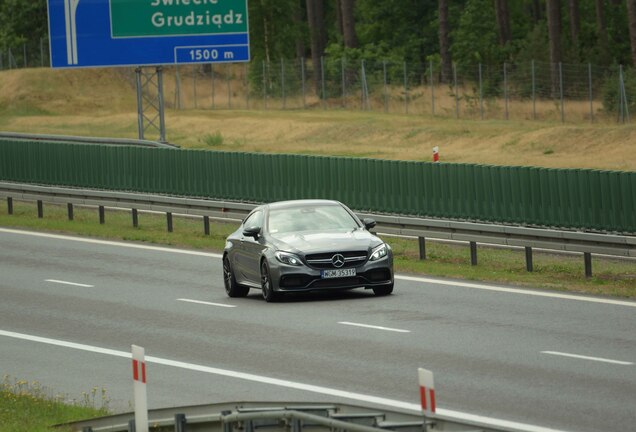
[1,140,634,233]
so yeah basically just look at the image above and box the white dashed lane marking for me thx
[177,298,237,308]
[338,321,410,333]
[542,351,633,365]
[45,279,94,288]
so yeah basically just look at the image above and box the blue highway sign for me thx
[47,0,250,68]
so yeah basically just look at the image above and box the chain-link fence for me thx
[1,40,632,123]
[0,39,50,69]
[160,58,633,123]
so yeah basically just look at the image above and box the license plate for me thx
[321,268,356,279]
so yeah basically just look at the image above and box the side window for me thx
[243,210,263,229]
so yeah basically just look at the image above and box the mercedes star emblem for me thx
[331,254,345,268]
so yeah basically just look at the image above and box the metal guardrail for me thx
[0,132,178,149]
[56,401,523,432]
[358,211,636,258]
[1,182,634,276]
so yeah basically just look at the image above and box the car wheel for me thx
[372,283,394,296]
[261,260,279,302]
[223,256,249,297]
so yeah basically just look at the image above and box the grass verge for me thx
[1,69,636,171]
[1,200,635,299]
[0,376,109,432]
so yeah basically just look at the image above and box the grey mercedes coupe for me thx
[222,199,394,302]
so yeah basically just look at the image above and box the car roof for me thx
[265,199,342,210]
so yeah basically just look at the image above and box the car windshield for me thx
[268,204,359,234]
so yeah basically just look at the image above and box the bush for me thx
[602,66,636,116]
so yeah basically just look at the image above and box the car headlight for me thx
[275,251,303,266]
[369,243,388,261]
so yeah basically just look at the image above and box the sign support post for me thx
[135,67,167,142]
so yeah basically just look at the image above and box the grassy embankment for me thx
[0,67,634,298]
[0,377,109,432]
[1,68,635,170]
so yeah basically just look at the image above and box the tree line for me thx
[2,0,635,81]
[252,0,636,83]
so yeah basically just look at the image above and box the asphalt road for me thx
[1,227,635,432]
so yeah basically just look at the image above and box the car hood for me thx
[270,229,382,254]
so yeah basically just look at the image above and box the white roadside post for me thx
[418,368,436,418]
[131,345,149,432]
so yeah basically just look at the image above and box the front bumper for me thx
[268,254,394,293]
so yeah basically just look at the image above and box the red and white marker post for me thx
[418,368,436,417]
[131,345,149,432]
[432,146,440,163]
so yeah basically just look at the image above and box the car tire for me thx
[223,256,249,297]
[261,260,279,302]
[372,283,394,296]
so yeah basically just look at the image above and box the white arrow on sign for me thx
[64,0,80,65]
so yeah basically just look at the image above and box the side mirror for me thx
[363,218,376,230]
[242,226,261,238]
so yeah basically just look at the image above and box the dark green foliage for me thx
[451,0,505,69]
[602,66,636,115]
[248,0,306,62]
[3,0,636,71]
[604,0,631,65]
[355,0,440,64]
[0,0,47,47]
[0,0,48,66]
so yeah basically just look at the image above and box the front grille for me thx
[367,269,391,281]
[312,277,364,289]
[305,250,368,269]
[278,269,392,292]
[280,274,312,288]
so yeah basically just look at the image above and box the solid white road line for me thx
[0,329,569,432]
[3,227,635,309]
[45,279,94,288]
[177,298,237,308]
[0,227,222,258]
[397,274,636,308]
[541,351,634,365]
[338,321,410,333]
